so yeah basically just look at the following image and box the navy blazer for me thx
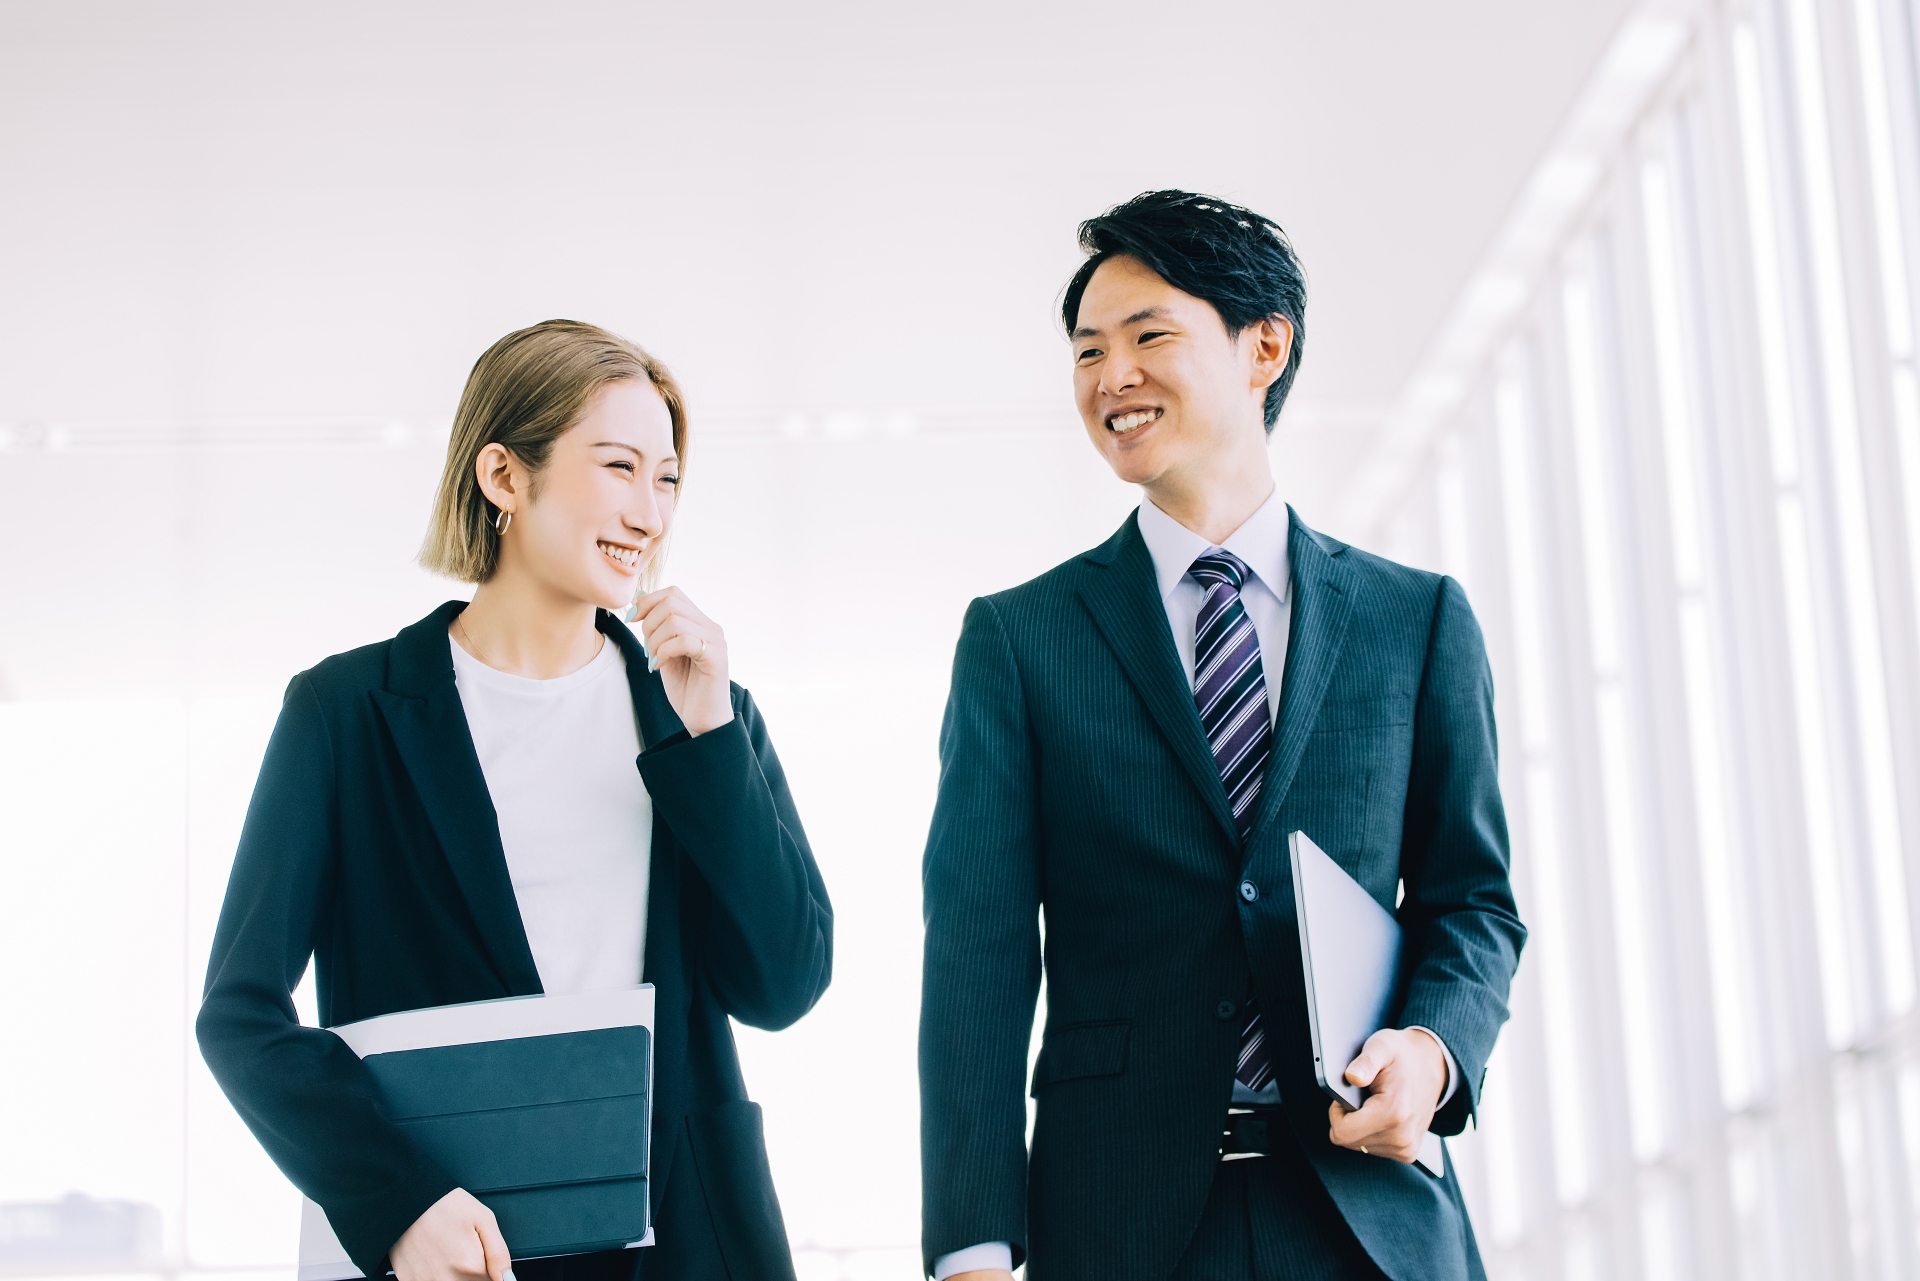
[197,602,832,1280]
[919,509,1524,1281]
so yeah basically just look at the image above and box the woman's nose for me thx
[627,490,665,538]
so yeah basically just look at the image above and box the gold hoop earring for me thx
[495,509,512,535]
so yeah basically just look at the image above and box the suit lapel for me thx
[1077,516,1241,846]
[371,602,543,996]
[1247,511,1362,844]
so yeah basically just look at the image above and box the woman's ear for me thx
[474,443,523,517]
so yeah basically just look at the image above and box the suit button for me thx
[1216,1000,1238,1021]
[1240,880,1259,902]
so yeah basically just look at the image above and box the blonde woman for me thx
[198,320,831,1281]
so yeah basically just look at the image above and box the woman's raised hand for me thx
[632,586,734,736]
[390,1188,512,1281]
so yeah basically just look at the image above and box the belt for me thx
[1219,1107,1280,1162]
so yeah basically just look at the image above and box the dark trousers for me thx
[1171,1125,1388,1281]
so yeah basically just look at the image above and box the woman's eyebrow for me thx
[590,441,644,458]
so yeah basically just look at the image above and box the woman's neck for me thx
[453,573,604,679]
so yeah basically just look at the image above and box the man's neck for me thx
[1143,459,1276,547]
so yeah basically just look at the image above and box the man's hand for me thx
[944,1273,1015,1281]
[390,1188,512,1281]
[1327,1027,1448,1163]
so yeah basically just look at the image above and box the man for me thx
[919,191,1525,1281]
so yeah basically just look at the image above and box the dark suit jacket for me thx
[197,601,832,1281]
[919,509,1524,1281]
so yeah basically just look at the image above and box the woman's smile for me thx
[598,540,643,573]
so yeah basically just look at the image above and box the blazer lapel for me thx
[598,609,686,751]
[1247,510,1362,844]
[370,601,543,996]
[1077,516,1241,846]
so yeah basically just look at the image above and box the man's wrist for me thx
[1405,1025,1459,1107]
[932,1242,1013,1279]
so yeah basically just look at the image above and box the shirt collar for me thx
[1136,489,1292,605]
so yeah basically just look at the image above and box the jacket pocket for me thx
[1312,693,1412,731]
[686,1100,797,1281]
[1030,1020,1131,1096]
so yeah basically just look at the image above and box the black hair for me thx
[1061,190,1307,432]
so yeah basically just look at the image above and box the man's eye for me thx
[1076,347,1103,362]
[1137,330,1168,342]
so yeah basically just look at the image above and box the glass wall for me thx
[1400,0,1920,1275]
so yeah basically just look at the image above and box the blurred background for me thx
[3,0,1919,1278]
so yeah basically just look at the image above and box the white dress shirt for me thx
[932,492,1454,1280]
[450,634,653,994]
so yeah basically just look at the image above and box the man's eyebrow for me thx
[1071,306,1170,340]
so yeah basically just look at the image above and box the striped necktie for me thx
[1188,549,1275,1097]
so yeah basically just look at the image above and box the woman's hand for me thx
[390,1188,512,1281]
[632,586,733,736]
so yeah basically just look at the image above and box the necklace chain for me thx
[456,611,603,673]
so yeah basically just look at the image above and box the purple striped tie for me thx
[1189,549,1275,1096]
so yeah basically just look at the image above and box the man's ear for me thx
[1249,315,1294,392]
[474,442,524,516]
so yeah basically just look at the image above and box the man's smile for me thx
[1107,407,1163,434]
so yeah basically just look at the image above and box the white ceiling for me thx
[1,0,1635,478]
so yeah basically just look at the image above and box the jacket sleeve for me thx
[919,598,1043,1275]
[1394,576,1528,1135]
[636,686,833,1030]
[195,674,457,1277]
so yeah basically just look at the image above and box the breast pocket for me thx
[1030,1020,1131,1097]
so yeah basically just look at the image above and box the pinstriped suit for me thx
[919,507,1524,1281]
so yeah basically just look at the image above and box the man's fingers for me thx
[1343,1052,1379,1088]
[1329,1090,1423,1163]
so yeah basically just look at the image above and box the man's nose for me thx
[1099,351,1143,398]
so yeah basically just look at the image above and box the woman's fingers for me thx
[476,1207,513,1281]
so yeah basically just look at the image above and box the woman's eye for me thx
[661,475,680,487]
[608,461,635,475]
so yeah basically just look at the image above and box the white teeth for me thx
[1109,409,1159,433]
[600,543,640,566]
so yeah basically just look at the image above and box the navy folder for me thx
[298,987,655,1280]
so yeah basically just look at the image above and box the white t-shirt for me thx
[449,633,653,994]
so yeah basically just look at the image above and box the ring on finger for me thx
[1360,1145,1368,1155]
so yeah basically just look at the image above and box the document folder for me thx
[297,986,655,1281]
[1288,831,1445,1177]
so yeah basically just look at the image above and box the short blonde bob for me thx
[421,319,688,584]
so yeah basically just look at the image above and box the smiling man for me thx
[918,192,1525,1281]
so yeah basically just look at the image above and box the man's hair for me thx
[1061,190,1307,433]
[420,319,688,583]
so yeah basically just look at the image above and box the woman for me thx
[197,320,832,1281]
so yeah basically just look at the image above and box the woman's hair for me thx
[421,319,688,583]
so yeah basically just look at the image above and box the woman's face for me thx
[485,378,680,611]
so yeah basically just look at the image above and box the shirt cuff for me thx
[933,1242,1012,1279]
[1406,1025,1460,1107]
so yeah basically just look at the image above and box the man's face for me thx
[1070,254,1286,489]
